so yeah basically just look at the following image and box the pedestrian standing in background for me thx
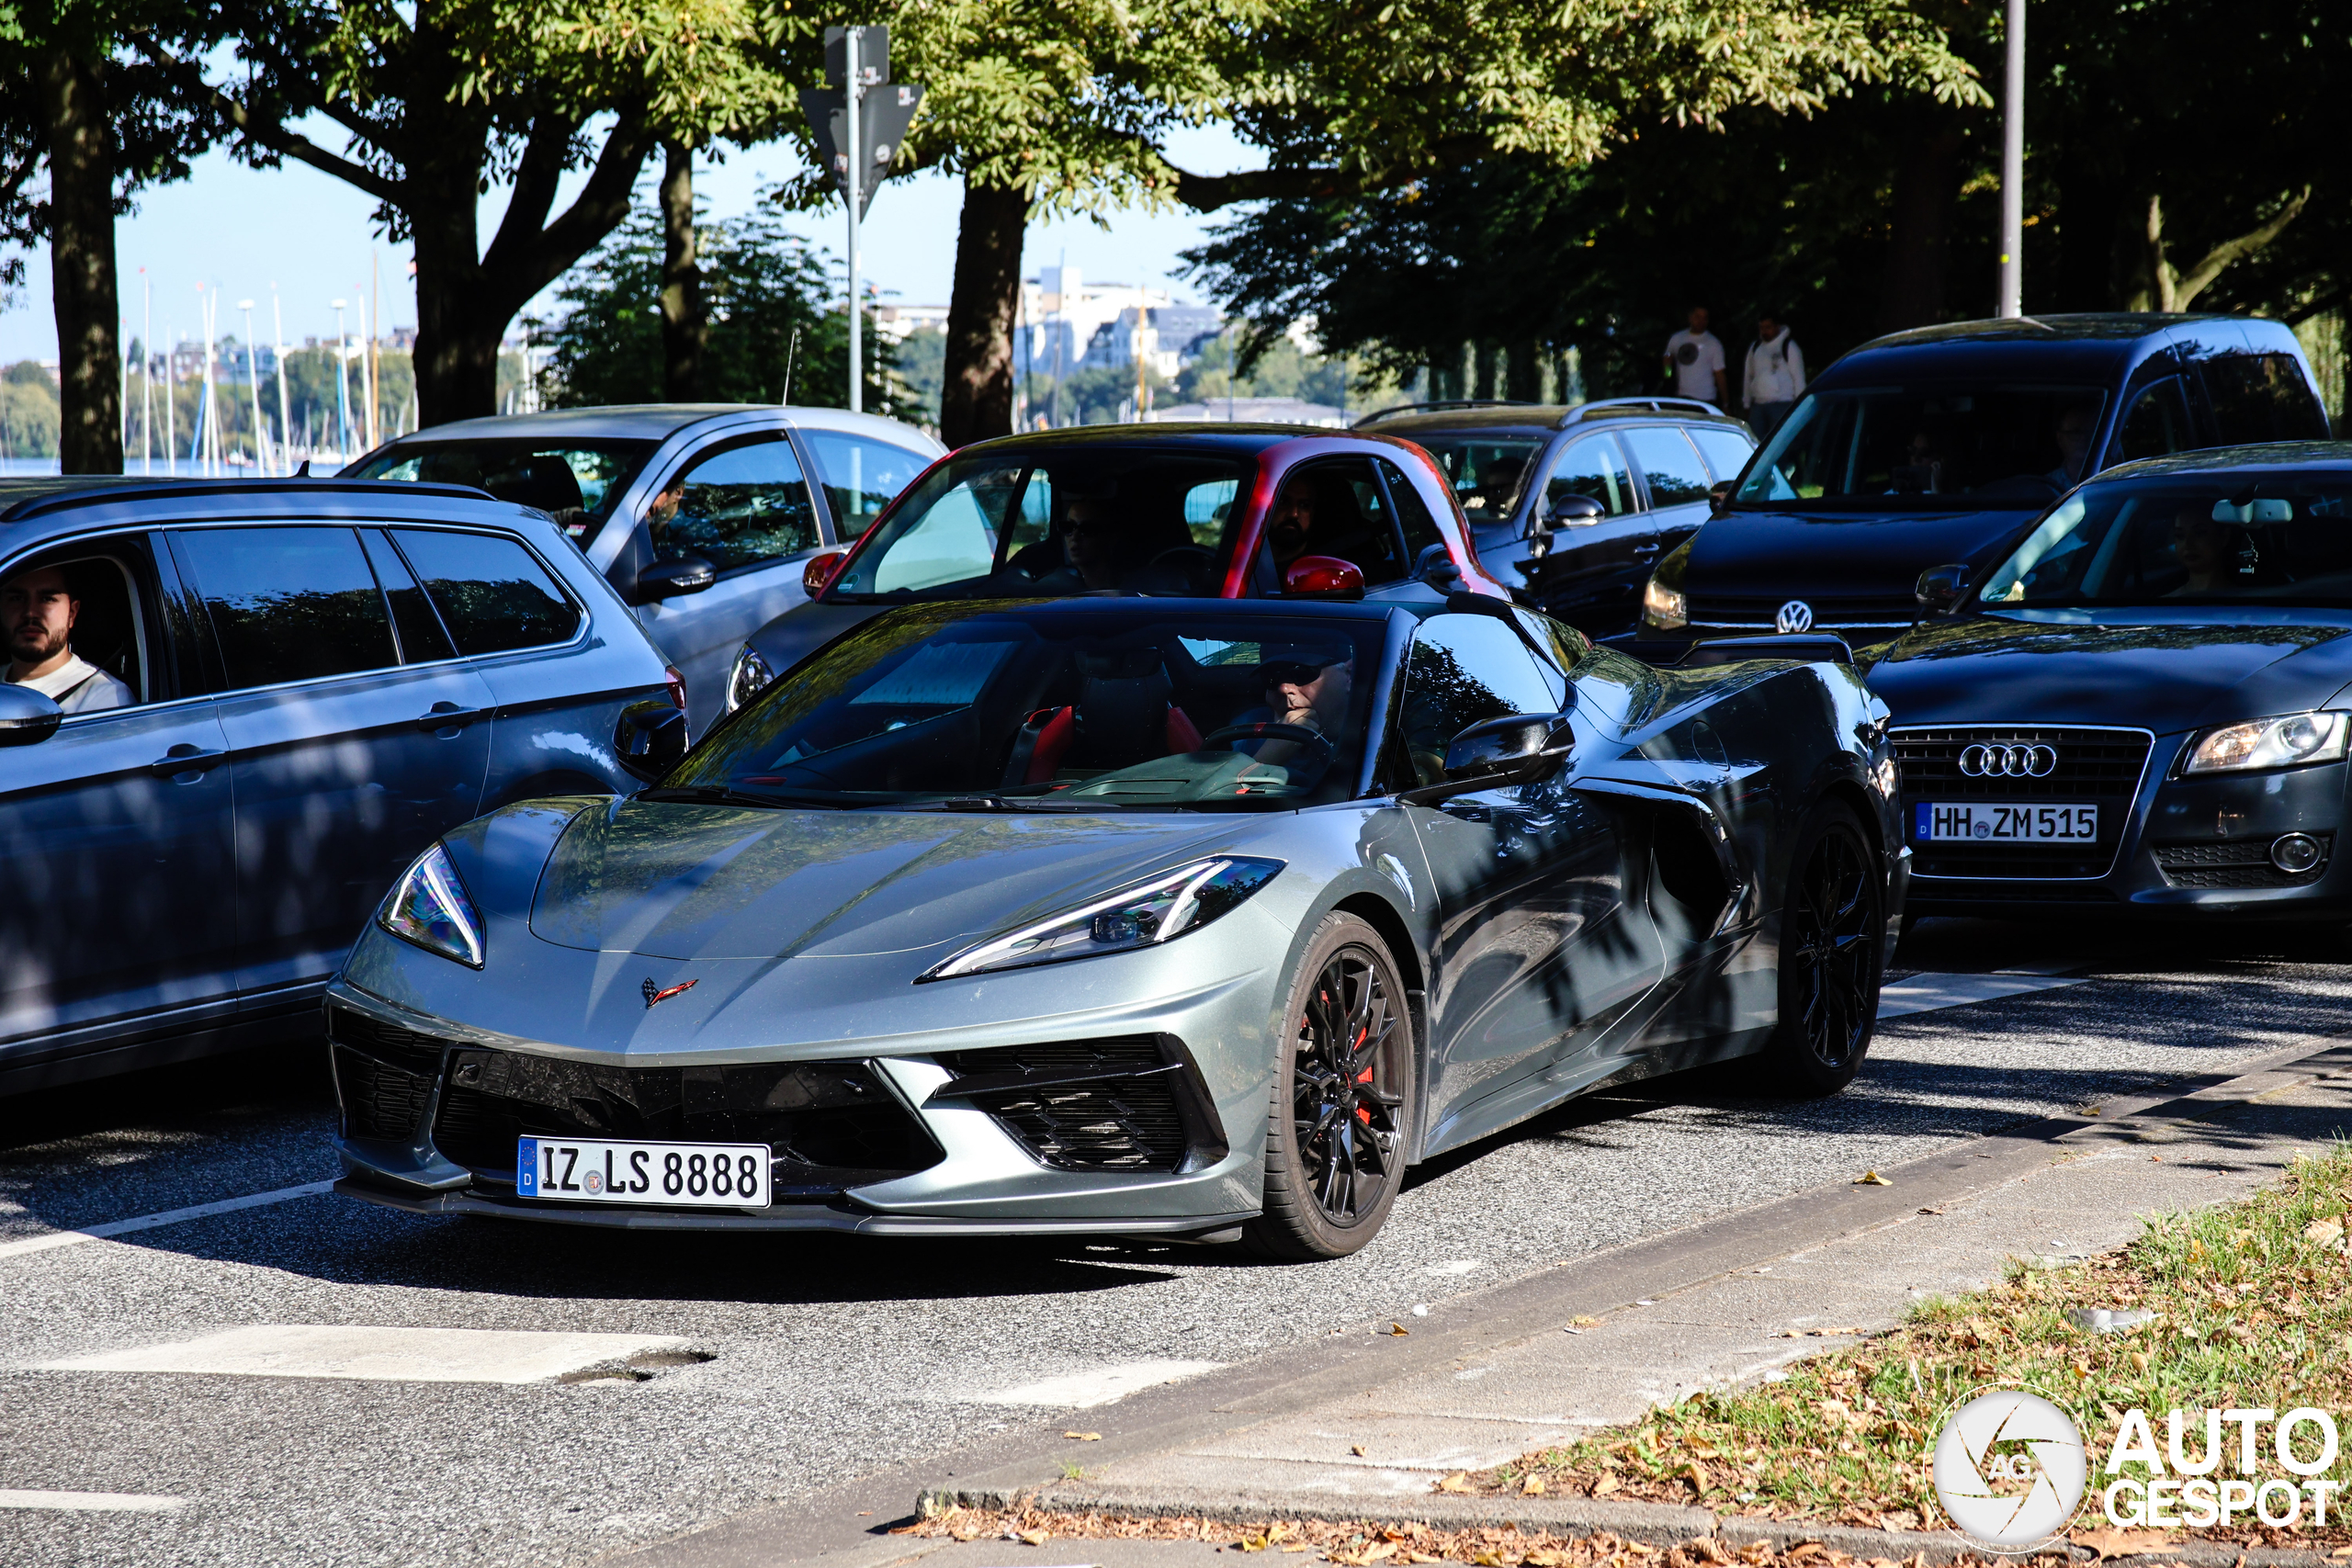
[1663,306,1728,407]
[1743,314,1805,440]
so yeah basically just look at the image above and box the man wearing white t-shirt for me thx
[1742,314,1807,440]
[4,565,132,714]
[1662,306,1727,407]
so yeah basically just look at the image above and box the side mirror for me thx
[1531,494,1604,559]
[1281,555,1365,598]
[1442,713,1573,785]
[1411,542,1463,592]
[1915,562,1973,615]
[629,553,717,605]
[0,683,62,746]
[1708,479,1736,517]
[802,547,851,597]
[614,698,689,781]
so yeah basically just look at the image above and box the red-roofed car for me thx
[721,424,1510,713]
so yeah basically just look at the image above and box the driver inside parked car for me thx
[1466,455,1527,516]
[2166,505,2238,595]
[2,565,131,714]
[1225,646,1356,784]
[2044,401,2099,491]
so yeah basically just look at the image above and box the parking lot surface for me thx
[4,919,2347,1567]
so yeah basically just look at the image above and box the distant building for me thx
[1014,265,1225,383]
[1147,396,1347,428]
[874,303,951,341]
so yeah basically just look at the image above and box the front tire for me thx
[1760,801,1885,1097]
[1243,914,1413,1260]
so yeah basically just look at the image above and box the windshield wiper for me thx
[636,784,846,810]
[919,794,1093,813]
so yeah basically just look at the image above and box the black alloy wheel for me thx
[1761,802,1883,1096]
[1246,913,1413,1259]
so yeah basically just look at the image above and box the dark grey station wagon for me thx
[0,479,683,1093]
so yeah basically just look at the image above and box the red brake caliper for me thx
[1353,1025,1374,1122]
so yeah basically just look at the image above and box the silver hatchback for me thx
[351,405,944,734]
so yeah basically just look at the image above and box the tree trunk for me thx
[409,180,502,427]
[1877,115,1962,335]
[939,177,1032,447]
[1505,340,1541,402]
[41,48,120,475]
[660,141,705,402]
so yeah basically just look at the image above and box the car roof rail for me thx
[1559,396,1727,427]
[1351,400,1538,427]
[0,477,499,524]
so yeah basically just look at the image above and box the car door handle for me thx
[149,744,226,779]
[415,703,487,731]
[1632,542,1662,558]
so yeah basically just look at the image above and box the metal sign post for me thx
[1996,0,2026,318]
[802,27,922,416]
[845,27,862,413]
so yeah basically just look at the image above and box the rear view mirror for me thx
[803,547,851,596]
[1915,562,1973,615]
[615,699,689,781]
[0,683,62,746]
[1442,713,1572,785]
[1282,555,1365,598]
[630,553,718,604]
[2213,498,2293,524]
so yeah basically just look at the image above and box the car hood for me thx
[526,798,1248,962]
[1695,505,2041,596]
[1863,610,2352,733]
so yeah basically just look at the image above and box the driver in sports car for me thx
[1222,644,1356,786]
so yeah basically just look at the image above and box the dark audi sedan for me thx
[0,479,684,1093]
[1860,444,2352,924]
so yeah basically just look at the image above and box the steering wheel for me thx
[1198,722,1339,776]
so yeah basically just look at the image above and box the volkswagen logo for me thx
[1959,743,2059,778]
[1775,600,1815,634]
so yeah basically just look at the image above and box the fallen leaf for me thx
[1436,1472,1475,1494]
[2305,1218,2345,1247]
[1855,1171,1892,1186]
[2073,1527,2177,1560]
[1351,1443,1368,1456]
[1063,1431,1102,1441]
[1018,1529,1051,1546]
[2151,1155,2163,1162]
[1592,1474,1621,1496]
[1390,1323,1411,1337]
[1363,1545,1397,1562]
[2328,1547,2352,1559]
[1917,1205,1945,1215]
[1522,1475,1547,1495]
[1571,1314,1599,1326]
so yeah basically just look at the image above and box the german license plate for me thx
[1915,802,2098,843]
[515,1136,771,1208]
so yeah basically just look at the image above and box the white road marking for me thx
[1879,972,2090,1019]
[37,1325,691,1385]
[977,1359,1225,1408]
[0,1181,336,1262]
[0,1489,186,1512]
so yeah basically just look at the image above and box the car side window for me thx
[389,529,582,655]
[175,526,399,690]
[648,436,821,573]
[2200,355,2329,445]
[2109,378,2193,466]
[1619,426,1713,508]
[1375,458,1445,558]
[358,529,456,663]
[1539,435,1634,522]
[1395,614,1563,788]
[1273,457,1408,586]
[1687,426,1757,484]
[0,543,164,711]
[803,432,932,540]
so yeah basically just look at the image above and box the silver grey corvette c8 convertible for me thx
[328,595,1906,1258]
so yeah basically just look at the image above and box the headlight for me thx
[1643,578,1688,630]
[726,643,774,713]
[2183,711,2351,774]
[920,857,1283,982]
[378,842,486,968]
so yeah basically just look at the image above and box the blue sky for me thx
[0,121,1263,362]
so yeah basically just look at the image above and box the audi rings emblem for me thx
[1775,600,1815,635]
[1959,743,2058,778]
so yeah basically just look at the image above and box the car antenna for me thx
[294,458,310,477]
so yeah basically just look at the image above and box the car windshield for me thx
[669,604,1385,810]
[820,446,1255,602]
[349,440,657,547]
[1978,476,2352,610]
[1408,435,1545,525]
[1733,384,2108,511]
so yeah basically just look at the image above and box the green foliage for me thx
[529,200,902,414]
[1,357,58,457]
[892,326,945,427]
[1174,337,1349,407]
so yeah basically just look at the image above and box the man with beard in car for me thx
[3,564,131,713]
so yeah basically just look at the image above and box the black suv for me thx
[1356,399,1758,637]
[1633,314,2330,650]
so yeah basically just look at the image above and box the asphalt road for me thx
[5,917,2350,1568]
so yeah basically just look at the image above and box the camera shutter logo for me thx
[1776,600,1815,635]
[1958,743,2058,778]
[1931,1388,2087,1550]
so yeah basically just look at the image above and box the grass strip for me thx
[1461,1143,2352,1551]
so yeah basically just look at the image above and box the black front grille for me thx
[1689,592,1920,627]
[1895,727,2151,881]
[934,1036,1197,1173]
[1907,880,2121,905]
[328,1005,451,1142]
[2154,835,2332,889]
[430,1050,945,1198]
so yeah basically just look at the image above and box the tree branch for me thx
[128,35,404,207]
[2173,186,2312,311]
[1169,137,1490,213]
[2143,194,2173,313]
[482,112,582,274]
[483,106,656,317]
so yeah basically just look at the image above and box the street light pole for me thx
[240,299,267,471]
[1996,0,2026,318]
[844,25,863,415]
